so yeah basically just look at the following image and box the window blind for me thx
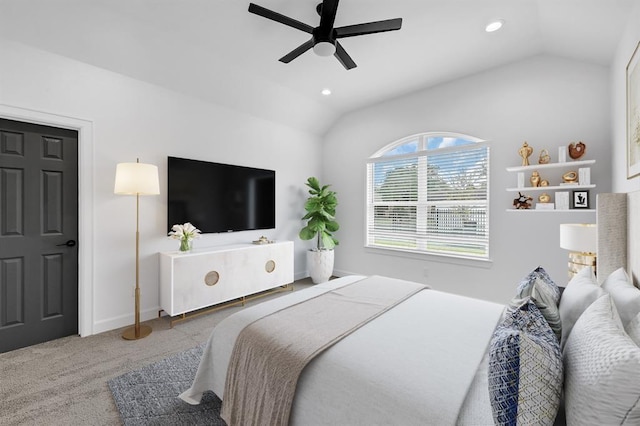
[366,140,489,259]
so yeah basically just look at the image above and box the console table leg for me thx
[162,283,295,327]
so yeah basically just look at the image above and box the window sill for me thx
[364,245,493,269]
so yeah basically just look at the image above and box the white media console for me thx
[159,240,294,322]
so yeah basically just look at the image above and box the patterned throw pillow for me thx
[564,294,640,425]
[514,266,562,341]
[488,298,563,426]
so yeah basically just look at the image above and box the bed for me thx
[180,191,640,426]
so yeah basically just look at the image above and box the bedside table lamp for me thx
[560,223,597,279]
[114,159,160,340]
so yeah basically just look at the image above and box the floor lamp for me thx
[114,159,160,340]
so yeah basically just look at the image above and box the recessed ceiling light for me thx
[485,19,504,33]
[321,88,332,96]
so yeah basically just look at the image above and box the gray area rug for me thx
[108,344,226,425]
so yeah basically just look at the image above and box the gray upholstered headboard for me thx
[597,191,640,287]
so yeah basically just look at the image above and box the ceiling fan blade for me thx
[248,3,313,34]
[279,39,314,63]
[335,18,402,38]
[334,41,357,70]
[318,0,339,34]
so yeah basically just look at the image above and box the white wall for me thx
[0,36,621,333]
[0,39,321,335]
[323,55,611,303]
[611,2,640,193]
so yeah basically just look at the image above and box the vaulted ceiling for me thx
[0,0,634,134]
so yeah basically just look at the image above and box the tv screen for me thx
[167,156,275,234]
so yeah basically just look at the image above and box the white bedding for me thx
[180,275,505,425]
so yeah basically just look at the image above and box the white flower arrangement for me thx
[168,222,201,252]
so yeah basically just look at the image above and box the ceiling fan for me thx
[248,0,402,70]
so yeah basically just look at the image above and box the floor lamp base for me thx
[122,324,152,340]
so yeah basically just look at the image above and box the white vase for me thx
[307,249,334,284]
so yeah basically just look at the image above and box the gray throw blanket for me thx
[220,275,426,426]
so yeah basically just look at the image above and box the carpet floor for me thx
[108,344,225,425]
[0,279,312,425]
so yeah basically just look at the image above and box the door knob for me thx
[56,240,77,247]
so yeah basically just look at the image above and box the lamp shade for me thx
[114,162,160,195]
[560,223,596,254]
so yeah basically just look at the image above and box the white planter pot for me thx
[307,249,334,284]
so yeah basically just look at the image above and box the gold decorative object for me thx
[518,141,533,166]
[530,171,541,187]
[562,171,578,183]
[538,193,551,203]
[265,260,276,273]
[204,271,220,286]
[513,192,532,209]
[540,180,549,186]
[568,141,586,159]
[253,236,273,244]
[538,149,550,164]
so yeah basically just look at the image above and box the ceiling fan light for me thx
[313,41,336,57]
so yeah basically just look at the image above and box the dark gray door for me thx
[0,118,78,353]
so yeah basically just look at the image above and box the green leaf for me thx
[306,177,320,191]
[299,226,315,241]
[308,217,326,232]
[326,220,339,232]
[304,198,321,212]
[321,232,336,250]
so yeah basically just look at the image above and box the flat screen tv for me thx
[167,156,275,234]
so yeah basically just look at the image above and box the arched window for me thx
[366,133,490,259]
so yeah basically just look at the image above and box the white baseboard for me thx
[332,268,362,277]
[92,307,160,335]
[294,271,309,281]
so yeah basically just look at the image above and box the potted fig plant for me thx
[299,177,339,283]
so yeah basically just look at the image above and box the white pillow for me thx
[564,294,640,425]
[626,314,640,346]
[558,266,604,350]
[602,267,640,328]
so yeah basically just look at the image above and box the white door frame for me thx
[0,104,94,337]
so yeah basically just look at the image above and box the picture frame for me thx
[627,41,640,179]
[572,190,590,209]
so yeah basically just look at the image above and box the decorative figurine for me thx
[540,180,549,187]
[519,141,533,166]
[513,192,533,209]
[530,171,541,187]
[562,171,578,183]
[568,141,586,160]
[538,149,550,164]
[538,193,551,203]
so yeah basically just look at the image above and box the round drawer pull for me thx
[204,271,220,286]
[265,260,276,273]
